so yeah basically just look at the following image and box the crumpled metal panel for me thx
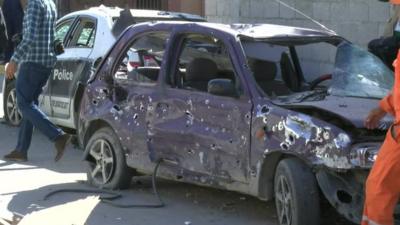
[274,94,393,129]
[250,98,353,175]
[316,169,364,224]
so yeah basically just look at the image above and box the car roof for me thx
[133,21,344,44]
[230,24,337,39]
[61,5,205,22]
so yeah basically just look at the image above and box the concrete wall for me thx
[205,0,391,47]
[57,0,204,17]
[167,0,205,16]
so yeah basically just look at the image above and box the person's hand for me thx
[5,61,17,80]
[365,107,387,129]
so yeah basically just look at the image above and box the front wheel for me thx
[85,127,133,189]
[3,79,22,126]
[274,158,320,225]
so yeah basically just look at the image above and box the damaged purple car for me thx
[78,21,394,225]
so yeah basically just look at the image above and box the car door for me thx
[39,17,77,116]
[147,30,252,183]
[49,16,96,119]
[106,30,172,172]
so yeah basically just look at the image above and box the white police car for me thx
[2,5,204,127]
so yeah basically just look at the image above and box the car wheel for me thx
[86,127,132,189]
[3,80,22,126]
[274,158,320,225]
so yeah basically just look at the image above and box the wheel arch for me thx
[82,119,114,150]
[257,152,313,200]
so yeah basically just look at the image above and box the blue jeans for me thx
[15,62,63,154]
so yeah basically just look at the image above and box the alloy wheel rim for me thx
[276,175,293,225]
[6,89,22,126]
[89,139,115,184]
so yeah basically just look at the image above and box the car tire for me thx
[274,158,320,225]
[3,79,22,126]
[86,127,133,189]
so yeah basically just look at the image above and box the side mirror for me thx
[93,57,103,69]
[208,79,237,97]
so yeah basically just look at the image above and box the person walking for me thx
[3,0,71,162]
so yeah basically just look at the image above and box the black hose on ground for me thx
[43,159,165,208]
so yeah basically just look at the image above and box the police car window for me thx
[55,19,74,43]
[73,21,96,48]
[114,31,170,85]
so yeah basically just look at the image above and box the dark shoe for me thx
[3,150,27,162]
[54,134,72,162]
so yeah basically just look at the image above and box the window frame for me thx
[68,16,97,49]
[166,32,246,98]
[111,30,171,86]
[55,17,77,48]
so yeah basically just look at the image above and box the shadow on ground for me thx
[5,177,278,225]
[3,175,355,225]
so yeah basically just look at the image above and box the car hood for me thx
[273,94,393,129]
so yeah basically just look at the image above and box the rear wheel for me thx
[3,80,22,126]
[86,127,133,189]
[274,158,320,225]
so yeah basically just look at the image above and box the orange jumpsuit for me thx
[362,50,400,225]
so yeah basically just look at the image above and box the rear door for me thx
[49,16,96,119]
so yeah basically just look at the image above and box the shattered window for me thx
[73,21,96,48]
[55,19,74,44]
[114,31,170,85]
[329,43,393,99]
[76,23,96,48]
[172,33,241,97]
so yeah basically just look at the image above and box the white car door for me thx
[39,16,78,116]
[48,16,95,120]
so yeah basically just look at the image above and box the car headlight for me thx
[349,143,381,168]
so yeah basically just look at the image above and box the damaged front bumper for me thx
[316,168,367,224]
[315,142,382,224]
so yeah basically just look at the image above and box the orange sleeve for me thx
[380,51,400,117]
[380,93,396,116]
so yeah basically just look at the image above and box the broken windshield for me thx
[329,43,393,99]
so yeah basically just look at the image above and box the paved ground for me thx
[0,75,352,225]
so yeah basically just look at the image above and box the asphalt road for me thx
[0,75,352,225]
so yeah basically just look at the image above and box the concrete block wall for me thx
[205,0,391,47]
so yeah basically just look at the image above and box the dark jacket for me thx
[0,7,7,62]
[2,0,23,62]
